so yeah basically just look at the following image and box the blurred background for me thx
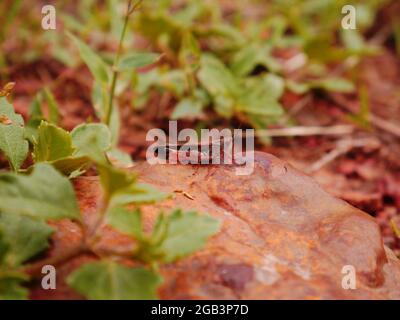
[0,0,399,254]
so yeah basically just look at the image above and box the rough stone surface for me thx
[30,152,400,299]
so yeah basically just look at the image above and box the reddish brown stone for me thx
[30,152,400,299]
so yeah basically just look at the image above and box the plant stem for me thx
[105,0,135,126]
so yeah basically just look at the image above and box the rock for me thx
[30,152,400,299]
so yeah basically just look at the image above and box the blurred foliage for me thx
[0,0,397,139]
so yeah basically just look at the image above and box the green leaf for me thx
[198,54,240,97]
[231,43,281,76]
[0,277,28,300]
[107,149,133,168]
[0,97,29,171]
[0,163,80,220]
[71,123,111,152]
[139,210,220,264]
[107,0,124,39]
[201,24,246,49]
[286,80,310,94]
[235,43,281,76]
[107,206,143,240]
[310,78,355,93]
[92,81,109,120]
[261,74,285,100]
[179,32,201,72]
[26,89,59,140]
[110,183,169,207]
[33,121,75,162]
[287,78,355,94]
[0,230,9,265]
[51,156,91,177]
[71,123,111,164]
[197,55,243,118]
[171,98,203,120]
[43,88,60,125]
[67,261,162,300]
[67,32,110,84]
[214,95,235,118]
[158,70,187,97]
[98,164,136,202]
[0,230,29,300]
[68,124,134,200]
[237,76,284,117]
[25,92,44,143]
[118,53,160,71]
[32,122,109,176]
[156,210,220,262]
[0,212,53,267]
[230,44,259,77]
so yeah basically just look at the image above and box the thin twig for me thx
[253,125,354,138]
[306,137,381,173]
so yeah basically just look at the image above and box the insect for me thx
[155,137,233,164]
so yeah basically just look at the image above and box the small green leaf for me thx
[0,230,9,265]
[51,156,91,177]
[71,123,111,164]
[92,81,109,121]
[110,183,169,207]
[230,44,259,77]
[107,0,124,39]
[155,210,220,263]
[158,70,187,97]
[107,149,133,168]
[237,76,284,117]
[98,164,136,202]
[287,78,355,94]
[286,80,310,94]
[71,123,111,157]
[0,230,29,300]
[310,78,355,93]
[231,43,281,76]
[262,74,285,100]
[118,53,160,71]
[198,54,240,97]
[179,32,201,72]
[0,163,80,220]
[67,261,162,300]
[0,212,53,267]
[33,121,75,162]
[43,88,60,125]
[139,210,220,264]
[171,98,203,120]
[107,206,143,240]
[67,32,110,84]
[25,92,44,142]
[0,97,29,171]
[0,277,28,300]
[214,95,235,118]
